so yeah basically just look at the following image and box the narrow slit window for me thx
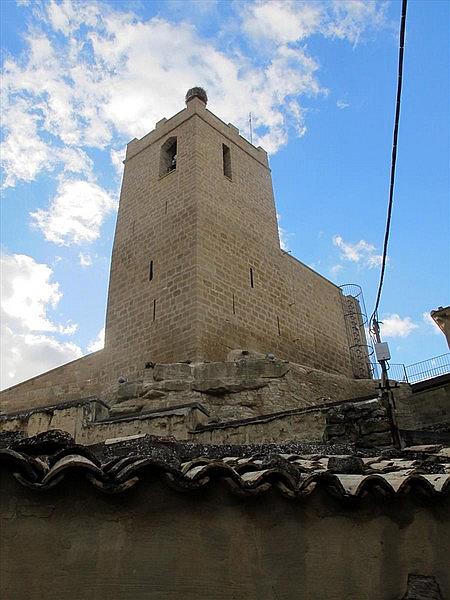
[277,316,281,336]
[250,267,254,288]
[160,137,177,176]
[232,293,236,315]
[149,260,154,281]
[152,299,156,322]
[222,144,232,179]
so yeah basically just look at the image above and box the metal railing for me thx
[404,353,450,384]
[371,353,450,384]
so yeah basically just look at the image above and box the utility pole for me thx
[371,317,402,449]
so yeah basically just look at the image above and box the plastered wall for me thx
[1,474,448,600]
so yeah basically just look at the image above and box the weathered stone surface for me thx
[359,418,390,435]
[9,430,75,454]
[142,390,166,400]
[152,363,193,382]
[109,400,144,416]
[144,380,191,392]
[226,349,266,362]
[234,358,290,379]
[192,378,267,395]
[359,431,393,447]
[327,456,364,474]
[193,362,239,380]
[117,381,143,400]
[325,423,347,437]
[401,574,443,600]
[325,411,346,424]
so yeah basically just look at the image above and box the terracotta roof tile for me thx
[1,443,449,500]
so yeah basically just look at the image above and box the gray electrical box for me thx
[375,342,391,362]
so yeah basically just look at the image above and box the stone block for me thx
[359,418,390,435]
[325,423,347,437]
[142,390,166,400]
[153,363,193,382]
[117,381,143,401]
[359,431,393,447]
[325,410,346,424]
[109,399,144,416]
[144,380,191,392]
[192,378,267,395]
[235,358,289,380]
[193,362,238,381]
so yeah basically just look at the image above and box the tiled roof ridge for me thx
[1,446,449,500]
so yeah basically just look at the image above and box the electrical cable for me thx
[370,0,408,332]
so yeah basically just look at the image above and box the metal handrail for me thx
[405,353,450,384]
[371,353,450,384]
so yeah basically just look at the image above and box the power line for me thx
[370,0,408,330]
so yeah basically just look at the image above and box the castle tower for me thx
[103,87,355,380]
[1,88,366,412]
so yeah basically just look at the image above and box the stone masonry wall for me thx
[193,398,391,446]
[0,352,105,415]
[194,107,355,376]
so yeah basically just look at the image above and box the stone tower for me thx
[103,87,354,378]
[1,88,367,412]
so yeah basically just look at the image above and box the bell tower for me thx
[102,86,357,382]
[103,87,284,378]
[1,87,362,413]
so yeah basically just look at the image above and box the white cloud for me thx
[276,213,292,251]
[332,235,384,269]
[325,0,388,45]
[242,1,323,44]
[87,327,105,353]
[337,100,350,109]
[0,252,82,389]
[241,0,387,46]
[422,311,442,335]
[31,179,117,246]
[1,253,61,332]
[1,100,93,189]
[1,100,53,188]
[79,253,93,267]
[380,314,418,339]
[330,264,344,276]
[1,0,389,190]
[110,148,125,177]
[1,328,82,390]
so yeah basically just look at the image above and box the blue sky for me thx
[1,0,448,389]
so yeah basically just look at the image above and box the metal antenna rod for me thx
[249,112,253,144]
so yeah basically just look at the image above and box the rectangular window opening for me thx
[232,293,236,315]
[160,137,177,176]
[149,260,154,281]
[250,267,254,288]
[277,316,281,336]
[152,299,156,322]
[222,144,232,179]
